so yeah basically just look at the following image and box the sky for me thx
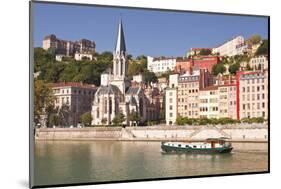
[32,2,268,57]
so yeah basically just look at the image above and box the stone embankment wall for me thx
[35,124,268,142]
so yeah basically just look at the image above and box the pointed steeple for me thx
[115,19,126,53]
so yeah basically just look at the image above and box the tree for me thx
[249,34,262,45]
[143,70,158,84]
[58,104,71,127]
[212,63,226,76]
[34,47,55,72]
[101,118,107,125]
[228,63,240,75]
[128,110,141,126]
[48,113,59,127]
[128,61,144,77]
[176,116,186,125]
[246,63,252,71]
[199,49,212,56]
[112,112,126,126]
[34,80,55,126]
[255,40,268,56]
[80,112,92,126]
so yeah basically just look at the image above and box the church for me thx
[91,19,158,126]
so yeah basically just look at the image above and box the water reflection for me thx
[34,141,268,186]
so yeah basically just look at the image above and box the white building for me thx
[238,70,268,119]
[199,86,219,118]
[165,74,179,125]
[55,54,65,62]
[147,56,176,74]
[249,55,268,70]
[213,36,247,57]
[165,87,178,125]
[52,82,97,126]
[74,53,94,61]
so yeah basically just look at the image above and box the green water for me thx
[34,141,268,186]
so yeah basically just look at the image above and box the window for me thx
[169,105,173,110]
[169,113,173,117]
[104,98,107,113]
[169,98,173,103]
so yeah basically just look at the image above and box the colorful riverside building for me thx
[165,68,269,124]
[216,75,237,119]
[165,69,213,125]
[52,82,97,126]
[236,70,268,120]
[175,56,220,74]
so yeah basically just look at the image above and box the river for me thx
[34,141,268,186]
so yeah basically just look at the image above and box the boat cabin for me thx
[206,137,231,148]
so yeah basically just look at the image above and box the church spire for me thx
[115,18,126,53]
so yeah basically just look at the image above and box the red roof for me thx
[51,82,96,89]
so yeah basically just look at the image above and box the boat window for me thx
[178,144,181,147]
[193,145,196,148]
[185,145,189,148]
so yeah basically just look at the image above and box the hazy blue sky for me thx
[33,2,268,57]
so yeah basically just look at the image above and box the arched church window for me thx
[139,98,143,117]
[109,97,112,114]
[120,59,123,75]
[97,107,99,118]
[104,98,107,114]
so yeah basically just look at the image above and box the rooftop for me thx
[52,82,96,89]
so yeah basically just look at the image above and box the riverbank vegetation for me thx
[176,116,266,126]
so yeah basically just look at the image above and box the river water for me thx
[34,141,268,186]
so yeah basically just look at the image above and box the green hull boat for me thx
[161,138,233,154]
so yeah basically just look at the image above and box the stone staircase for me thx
[121,128,136,139]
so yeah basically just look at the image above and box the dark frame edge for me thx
[29,1,35,188]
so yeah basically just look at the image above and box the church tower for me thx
[113,19,127,77]
[111,19,130,94]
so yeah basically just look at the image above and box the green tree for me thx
[249,34,262,45]
[101,118,107,125]
[176,116,185,125]
[228,63,240,75]
[255,40,268,55]
[48,113,59,127]
[58,104,71,127]
[199,49,212,56]
[128,110,141,126]
[245,63,252,71]
[112,112,126,126]
[34,80,55,125]
[80,112,92,126]
[34,47,55,72]
[143,70,158,84]
[212,63,226,76]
